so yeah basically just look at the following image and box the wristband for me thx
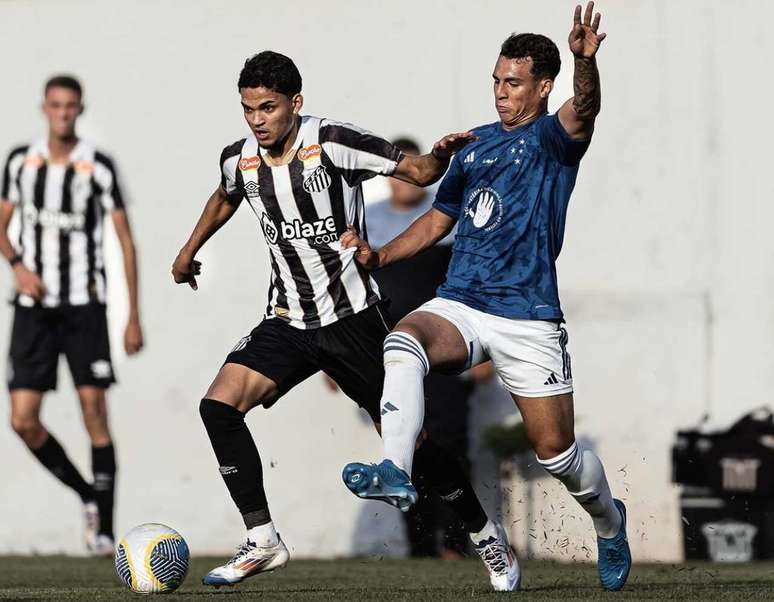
[9,254,22,267]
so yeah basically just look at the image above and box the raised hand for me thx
[432,132,478,161]
[340,226,379,270]
[569,2,606,59]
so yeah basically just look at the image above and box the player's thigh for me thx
[7,306,59,392]
[511,392,575,459]
[397,297,487,373]
[318,303,393,423]
[61,304,116,389]
[210,318,319,413]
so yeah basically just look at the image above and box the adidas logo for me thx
[463,151,475,164]
[380,401,399,416]
[544,373,560,385]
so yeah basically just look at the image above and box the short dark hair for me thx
[44,75,82,98]
[238,51,302,96]
[500,33,561,80]
[391,137,421,155]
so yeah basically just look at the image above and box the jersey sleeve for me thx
[219,142,245,207]
[431,154,465,221]
[319,119,403,187]
[1,146,28,204]
[93,152,126,211]
[537,113,591,167]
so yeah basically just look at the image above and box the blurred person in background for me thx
[366,137,494,559]
[0,75,143,555]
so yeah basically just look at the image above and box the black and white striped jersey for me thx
[1,138,125,307]
[220,115,403,329]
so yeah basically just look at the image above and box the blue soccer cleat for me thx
[597,499,631,591]
[342,459,418,512]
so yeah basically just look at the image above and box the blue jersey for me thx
[433,112,590,321]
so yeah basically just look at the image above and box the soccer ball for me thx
[115,523,190,594]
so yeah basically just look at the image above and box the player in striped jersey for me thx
[0,75,144,555]
[172,51,507,588]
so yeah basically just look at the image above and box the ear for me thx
[78,103,85,116]
[291,93,304,114]
[539,79,554,99]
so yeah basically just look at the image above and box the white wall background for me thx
[0,0,772,562]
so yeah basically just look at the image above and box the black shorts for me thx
[7,304,116,392]
[225,303,393,422]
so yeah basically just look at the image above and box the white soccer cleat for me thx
[83,501,100,553]
[93,533,115,558]
[202,536,289,587]
[473,522,521,592]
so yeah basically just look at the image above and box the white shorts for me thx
[412,297,573,397]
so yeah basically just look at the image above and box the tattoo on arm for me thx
[572,57,601,119]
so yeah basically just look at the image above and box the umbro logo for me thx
[544,372,560,385]
[91,360,112,379]
[463,151,475,164]
[244,180,260,199]
[380,401,399,416]
[219,465,238,475]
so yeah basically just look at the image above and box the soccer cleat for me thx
[202,536,289,587]
[92,534,115,558]
[342,459,418,512]
[473,523,521,592]
[83,501,100,553]
[597,499,631,591]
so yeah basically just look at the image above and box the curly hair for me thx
[238,51,302,96]
[500,33,561,80]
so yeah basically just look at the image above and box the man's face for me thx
[240,87,302,149]
[42,87,82,138]
[492,55,552,129]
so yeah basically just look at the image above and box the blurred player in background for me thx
[342,2,631,592]
[172,51,510,590]
[366,136,494,559]
[0,75,143,555]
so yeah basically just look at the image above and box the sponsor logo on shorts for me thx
[239,156,261,171]
[90,360,112,379]
[297,144,321,162]
[273,306,289,317]
[219,465,238,475]
[231,335,251,353]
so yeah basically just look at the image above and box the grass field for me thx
[1,557,774,600]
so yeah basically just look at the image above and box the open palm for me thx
[569,2,606,59]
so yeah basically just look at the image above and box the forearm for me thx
[0,203,17,263]
[403,153,450,187]
[121,240,140,320]
[572,57,601,120]
[180,189,236,257]
[377,210,452,268]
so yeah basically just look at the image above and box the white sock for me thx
[538,441,622,539]
[469,519,498,543]
[247,521,279,547]
[380,332,428,475]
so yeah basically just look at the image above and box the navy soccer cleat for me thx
[342,459,418,512]
[597,499,631,591]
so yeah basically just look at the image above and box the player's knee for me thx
[534,435,575,462]
[10,414,43,443]
[382,331,429,374]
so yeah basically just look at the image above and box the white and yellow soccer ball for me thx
[115,523,190,594]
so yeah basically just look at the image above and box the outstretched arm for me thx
[392,132,476,187]
[558,2,606,140]
[341,208,455,270]
[172,185,238,290]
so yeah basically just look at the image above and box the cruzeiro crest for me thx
[303,165,332,193]
[464,187,503,232]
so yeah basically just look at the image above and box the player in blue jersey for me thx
[340,2,630,593]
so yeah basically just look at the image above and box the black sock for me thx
[92,443,116,537]
[413,437,488,534]
[199,398,271,528]
[31,434,94,503]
